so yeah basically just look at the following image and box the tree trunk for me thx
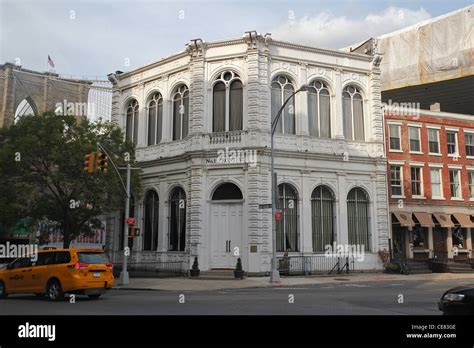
[62,221,72,249]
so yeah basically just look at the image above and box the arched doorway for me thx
[210,182,243,268]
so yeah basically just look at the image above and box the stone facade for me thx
[0,63,91,128]
[108,32,389,273]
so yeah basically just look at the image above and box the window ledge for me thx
[412,196,426,199]
[429,153,442,156]
[431,197,445,200]
[409,151,424,155]
[391,195,406,199]
[447,154,460,158]
[467,156,474,160]
[389,149,403,153]
[450,197,464,201]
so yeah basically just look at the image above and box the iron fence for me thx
[113,261,187,278]
[277,255,355,276]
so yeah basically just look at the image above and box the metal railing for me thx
[113,261,186,278]
[277,255,355,276]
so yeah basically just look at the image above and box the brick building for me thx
[385,106,474,265]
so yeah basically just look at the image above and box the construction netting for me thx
[377,5,473,91]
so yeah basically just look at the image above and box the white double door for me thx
[210,203,243,269]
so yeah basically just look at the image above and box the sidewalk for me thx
[114,272,474,291]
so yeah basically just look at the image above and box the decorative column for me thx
[333,67,344,139]
[298,63,309,136]
[447,228,454,259]
[466,228,472,258]
[301,170,312,253]
[427,227,434,258]
[336,172,348,245]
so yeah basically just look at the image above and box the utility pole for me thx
[270,84,308,283]
[95,143,138,286]
[120,162,131,285]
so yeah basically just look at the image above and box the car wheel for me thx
[0,281,7,299]
[88,294,101,300]
[46,279,64,302]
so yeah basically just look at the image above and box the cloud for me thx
[270,6,432,49]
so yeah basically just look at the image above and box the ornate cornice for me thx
[270,40,372,61]
[186,38,206,58]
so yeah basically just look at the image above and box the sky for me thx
[0,0,472,79]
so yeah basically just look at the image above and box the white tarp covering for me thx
[376,5,473,90]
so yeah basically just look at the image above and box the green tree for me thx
[0,112,141,248]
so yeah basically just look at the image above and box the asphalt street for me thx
[0,279,471,315]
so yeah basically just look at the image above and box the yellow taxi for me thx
[0,248,114,301]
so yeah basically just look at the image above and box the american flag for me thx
[47,55,55,68]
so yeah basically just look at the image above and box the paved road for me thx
[0,279,470,315]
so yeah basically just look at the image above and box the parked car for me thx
[0,249,114,301]
[438,285,474,315]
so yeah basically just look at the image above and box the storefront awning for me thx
[392,211,415,227]
[433,213,454,228]
[452,213,474,228]
[413,212,435,228]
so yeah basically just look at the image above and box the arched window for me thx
[213,71,243,132]
[126,99,139,145]
[277,183,299,252]
[308,80,331,138]
[271,75,295,134]
[342,85,364,141]
[14,97,37,123]
[347,187,370,251]
[172,85,189,141]
[169,187,186,251]
[212,183,243,200]
[311,185,335,252]
[143,190,159,251]
[147,92,163,146]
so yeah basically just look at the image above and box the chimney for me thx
[430,102,441,112]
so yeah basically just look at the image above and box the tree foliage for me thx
[0,113,141,248]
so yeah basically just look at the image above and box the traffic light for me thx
[83,152,97,173]
[96,151,108,174]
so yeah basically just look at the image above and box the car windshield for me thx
[78,252,109,264]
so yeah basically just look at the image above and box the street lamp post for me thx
[270,84,309,283]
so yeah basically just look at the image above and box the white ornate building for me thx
[107,31,389,274]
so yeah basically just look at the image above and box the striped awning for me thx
[392,211,415,227]
[413,212,435,228]
[452,213,474,228]
[433,212,454,228]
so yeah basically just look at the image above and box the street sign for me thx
[259,204,272,209]
[126,217,136,225]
